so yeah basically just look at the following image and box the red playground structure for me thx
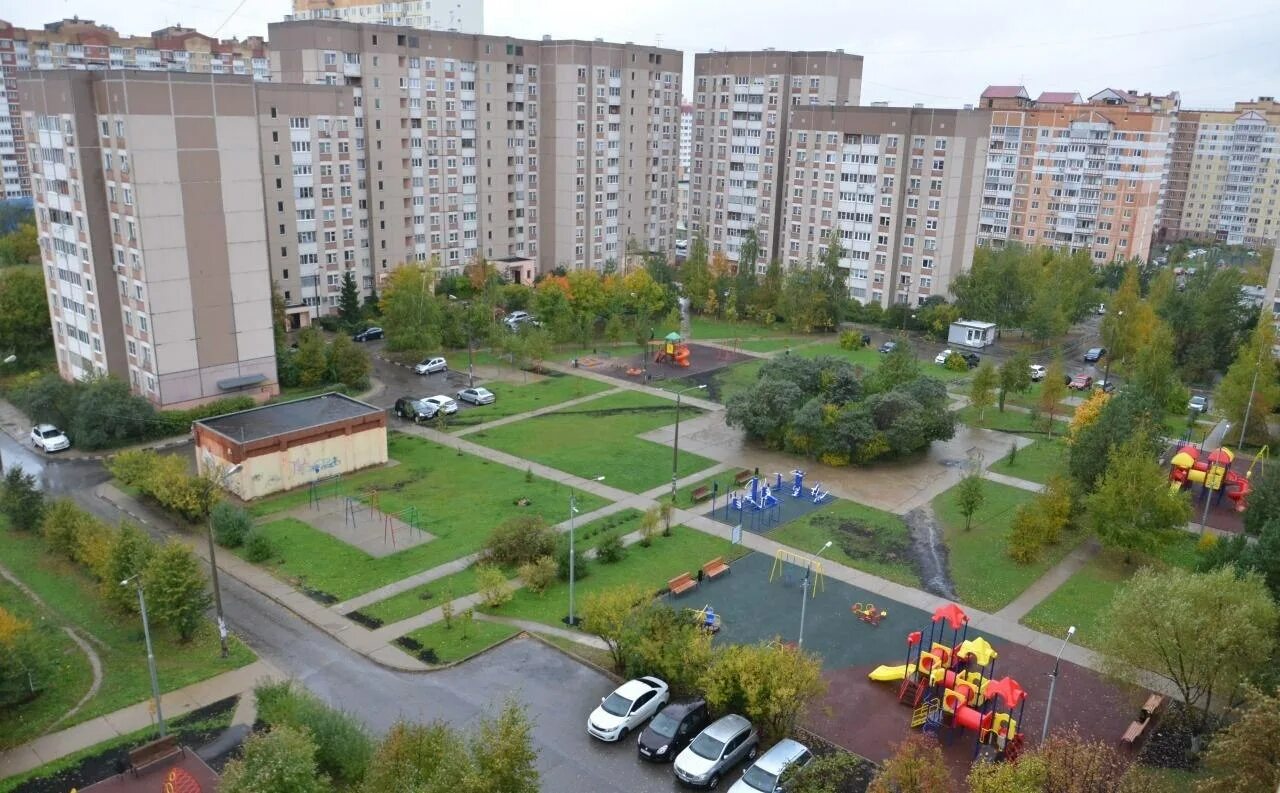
[653,331,692,367]
[1168,444,1267,513]
[868,603,1028,761]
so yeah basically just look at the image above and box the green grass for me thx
[484,527,742,627]
[672,471,740,508]
[444,372,613,428]
[734,337,819,353]
[1021,535,1200,648]
[670,358,766,404]
[956,405,1069,436]
[534,632,618,670]
[933,480,1082,612]
[573,508,646,553]
[767,500,919,587]
[989,438,1069,485]
[469,390,717,493]
[674,317,798,340]
[997,382,1079,416]
[242,434,608,600]
[358,566,484,626]
[0,521,255,750]
[402,619,520,664]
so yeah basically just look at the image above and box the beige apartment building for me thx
[976,86,1173,263]
[268,20,682,276]
[1159,98,1280,247]
[690,50,864,273]
[0,17,270,199]
[288,0,484,34]
[19,70,282,408]
[780,106,990,306]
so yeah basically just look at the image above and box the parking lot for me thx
[356,340,501,422]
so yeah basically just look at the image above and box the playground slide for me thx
[674,347,691,367]
[868,665,910,682]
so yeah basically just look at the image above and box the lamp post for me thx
[0,355,13,474]
[565,475,605,627]
[206,463,242,658]
[1102,310,1121,388]
[121,574,166,737]
[448,294,476,387]
[1237,337,1266,450]
[668,384,707,503]
[797,541,833,649]
[1041,625,1076,746]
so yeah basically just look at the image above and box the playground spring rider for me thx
[851,602,887,626]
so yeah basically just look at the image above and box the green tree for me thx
[700,642,826,743]
[1128,321,1183,412]
[681,235,711,313]
[466,702,540,793]
[0,222,39,265]
[294,328,329,387]
[967,729,1144,793]
[756,258,783,318]
[1,465,45,532]
[580,583,651,671]
[1243,465,1280,536]
[325,334,371,390]
[144,540,211,641]
[1098,566,1278,733]
[950,244,1035,332]
[0,267,52,356]
[1084,431,1190,561]
[969,361,998,420]
[997,351,1032,412]
[1039,358,1067,436]
[104,523,155,613]
[867,735,951,793]
[867,340,920,393]
[380,261,443,353]
[618,603,714,695]
[337,270,362,329]
[1215,317,1279,446]
[1196,686,1280,793]
[362,721,469,792]
[220,724,328,793]
[780,752,870,793]
[955,460,986,531]
[1100,264,1158,368]
[1068,389,1162,492]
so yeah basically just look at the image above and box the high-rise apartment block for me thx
[19,71,279,408]
[679,102,692,175]
[1159,98,1280,247]
[0,17,270,199]
[780,106,990,306]
[975,86,1174,263]
[690,50,863,274]
[288,0,484,34]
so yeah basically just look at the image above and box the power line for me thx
[211,0,254,36]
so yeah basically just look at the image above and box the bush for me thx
[595,533,626,564]
[517,556,557,595]
[39,498,98,561]
[483,515,556,567]
[476,563,512,608]
[212,502,253,548]
[252,680,372,787]
[838,330,860,350]
[555,537,589,582]
[1,465,44,532]
[144,540,212,642]
[244,530,274,563]
[220,724,328,793]
[0,607,50,707]
[108,449,218,523]
[104,523,155,613]
[944,351,969,372]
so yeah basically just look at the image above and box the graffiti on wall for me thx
[291,456,341,477]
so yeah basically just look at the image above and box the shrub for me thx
[212,502,253,548]
[555,537,589,582]
[244,530,274,563]
[219,724,328,793]
[1,466,44,532]
[104,523,155,613]
[40,498,97,560]
[144,540,212,642]
[517,556,557,595]
[476,564,512,608]
[945,352,969,372]
[838,330,859,350]
[251,680,372,787]
[595,533,626,564]
[483,515,556,567]
[0,606,49,707]
[109,450,219,523]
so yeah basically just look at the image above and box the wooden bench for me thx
[690,486,712,503]
[702,557,730,579]
[734,469,754,486]
[1120,694,1165,750]
[127,735,182,776]
[668,572,698,596]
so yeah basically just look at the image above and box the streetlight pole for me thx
[797,541,833,649]
[668,384,707,503]
[206,463,242,658]
[1237,340,1265,449]
[0,355,14,474]
[448,295,476,388]
[122,574,166,737]
[1041,625,1076,746]
[565,475,605,627]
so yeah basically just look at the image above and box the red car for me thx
[1068,374,1093,391]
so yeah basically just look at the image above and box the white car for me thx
[423,395,458,415]
[1029,364,1047,381]
[586,676,669,742]
[456,387,495,405]
[414,356,447,375]
[934,349,953,365]
[31,424,70,452]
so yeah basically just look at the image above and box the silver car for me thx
[674,714,759,789]
[728,738,812,793]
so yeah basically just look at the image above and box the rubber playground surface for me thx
[704,476,834,533]
[575,342,755,385]
[678,552,1142,776]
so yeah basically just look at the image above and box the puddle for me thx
[904,506,957,600]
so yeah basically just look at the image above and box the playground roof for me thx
[195,392,383,444]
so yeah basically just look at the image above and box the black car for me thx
[1083,346,1106,363]
[961,352,981,368]
[878,341,897,354]
[353,326,384,342]
[393,397,438,423]
[636,699,710,763]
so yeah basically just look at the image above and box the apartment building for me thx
[1264,233,1280,356]
[690,49,863,273]
[288,0,484,34]
[976,86,1173,263]
[1159,98,1280,247]
[780,106,990,306]
[0,17,269,199]
[19,70,278,408]
[679,102,692,175]
[269,21,682,275]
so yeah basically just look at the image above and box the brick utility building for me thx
[193,392,387,499]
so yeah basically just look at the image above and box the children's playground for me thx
[674,551,1143,776]
[277,477,435,557]
[1167,442,1268,534]
[572,333,754,384]
[705,469,835,533]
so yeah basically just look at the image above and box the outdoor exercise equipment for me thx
[308,474,342,508]
[384,506,422,547]
[810,482,830,504]
[723,475,781,531]
[791,470,806,498]
[769,547,825,596]
[688,604,722,633]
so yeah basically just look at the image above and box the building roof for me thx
[195,392,382,444]
[1036,91,1082,104]
[1090,87,1138,105]
[80,749,218,791]
[953,319,997,329]
[980,85,1029,100]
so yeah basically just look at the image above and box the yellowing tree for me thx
[1068,389,1111,443]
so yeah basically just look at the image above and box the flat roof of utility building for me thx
[195,393,383,444]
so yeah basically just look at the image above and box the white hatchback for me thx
[414,356,447,375]
[423,395,458,415]
[586,676,669,742]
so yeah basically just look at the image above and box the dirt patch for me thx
[394,635,440,665]
[345,610,383,629]
[903,506,957,600]
[299,585,338,605]
[1138,700,1217,772]
[815,515,914,572]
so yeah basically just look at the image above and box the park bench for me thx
[734,469,753,486]
[690,486,712,503]
[127,735,182,777]
[702,557,730,579]
[1120,693,1165,749]
[668,572,698,596]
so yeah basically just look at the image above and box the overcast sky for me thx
[8,0,1278,108]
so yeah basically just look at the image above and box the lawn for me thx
[469,390,717,493]
[0,521,255,750]
[989,438,1069,485]
[670,358,765,404]
[400,619,520,664]
[1021,535,1200,648]
[997,381,1079,416]
[357,566,484,627]
[734,337,820,353]
[483,527,742,627]
[670,316,798,340]
[242,434,608,600]
[795,341,976,383]
[445,371,613,428]
[933,480,1083,612]
[766,500,919,587]
[573,508,647,553]
[956,405,1069,436]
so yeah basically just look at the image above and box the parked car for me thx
[456,387,496,405]
[1095,379,1117,393]
[1096,303,1106,315]
[1029,364,1047,381]
[934,348,954,365]
[1188,395,1209,414]
[423,395,458,415]
[878,341,897,354]
[728,738,813,793]
[961,352,981,368]
[1083,347,1106,363]
[352,326,383,342]
[1068,374,1093,391]
[414,356,447,375]
[393,397,438,422]
[504,310,531,326]
[587,676,670,742]
[30,424,70,453]
[674,714,760,789]
[637,699,711,763]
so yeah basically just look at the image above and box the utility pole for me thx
[123,574,166,737]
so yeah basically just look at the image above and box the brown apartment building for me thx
[690,50,864,274]
[780,105,990,307]
[976,86,1174,263]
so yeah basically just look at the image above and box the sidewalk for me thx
[982,470,1044,493]
[453,386,624,437]
[994,540,1099,622]
[538,360,724,412]
[0,659,281,780]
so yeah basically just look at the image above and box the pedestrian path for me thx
[982,470,1044,493]
[475,613,610,650]
[538,360,724,412]
[453,386,624,437]
[994,540,1099,622]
